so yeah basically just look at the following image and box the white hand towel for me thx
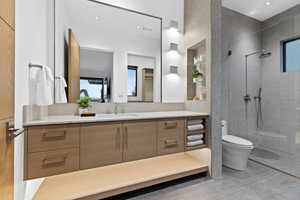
[29,65,54,105]
[188,119,203,126]
[187,140,204,147]
[187,134,203,142]
[187,124,204,131]
[55,76,68,103]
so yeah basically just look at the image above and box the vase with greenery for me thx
[192,68,203,83]
[76,96,91,115]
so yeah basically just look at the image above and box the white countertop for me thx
[24,111,209,127]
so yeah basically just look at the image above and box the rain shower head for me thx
[245,49,272,58]
[259,50,272,58]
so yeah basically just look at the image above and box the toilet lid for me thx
[222,135,253,146]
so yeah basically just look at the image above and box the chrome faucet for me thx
[114,103,119,114]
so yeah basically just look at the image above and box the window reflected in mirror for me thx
[128,66,137,97]
[80,78,110,103]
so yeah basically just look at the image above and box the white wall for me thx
[128,54,156,102]
[15,0,53,199]
[184,0,211,113]
[55,0,70,77]
[80,48,113,78]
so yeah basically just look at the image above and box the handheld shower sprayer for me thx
[254,87,263,129]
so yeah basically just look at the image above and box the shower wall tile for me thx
[280,99,296,124]
[222,8,262,141]
[280,123,296,153]
[280,73,296,101]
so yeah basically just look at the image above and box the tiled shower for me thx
[222,6,300,177]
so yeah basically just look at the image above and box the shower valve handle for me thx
[244,94,251,102]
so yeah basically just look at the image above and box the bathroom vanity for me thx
[21,0,213,199]
[23,111,210,200]
[24,112,209,180]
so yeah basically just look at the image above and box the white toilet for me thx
[221,121,254,171]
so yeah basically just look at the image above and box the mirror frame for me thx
[53,0,163,103]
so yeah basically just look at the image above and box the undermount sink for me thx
[96,113,140,118]
[114,113,139,117]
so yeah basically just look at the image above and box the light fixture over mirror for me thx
[170,20,179,31]
[169,43,179,52]
[169,66,178,74]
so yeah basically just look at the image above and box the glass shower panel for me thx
[250,14,300,177]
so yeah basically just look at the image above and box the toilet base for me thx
[222,143,253,171]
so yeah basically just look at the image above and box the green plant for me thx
[192,68,203,78]
[76,96,91,108]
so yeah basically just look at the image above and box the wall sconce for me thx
[169,43,178,52]
[170,20,179,31]
[169,66,179,74]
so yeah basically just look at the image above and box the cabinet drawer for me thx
[27,125,80,153]
[26,148,79,179]
[158,120,184,155]
[158,136,184,155]
[158,119,185,137]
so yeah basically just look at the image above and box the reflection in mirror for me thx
[127,54,156,102]
[54,0,162,103]
[187,39,207,101]
[80,48,113,103]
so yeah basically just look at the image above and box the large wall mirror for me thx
[54,0,162,104]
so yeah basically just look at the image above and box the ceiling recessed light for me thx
[265,1,271,6]
[95,16,100,20]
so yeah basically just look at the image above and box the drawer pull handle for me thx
[42,155,67,167]
[42,131,66,140]
[165,139,178,147]
[116,128,121,151]
[164,122,178,129]
[124,127,128,149]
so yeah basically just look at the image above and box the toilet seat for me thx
[222,135,253,148]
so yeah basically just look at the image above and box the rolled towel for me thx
[188,119,203,126]
[187,134,203,142]
[187,140,204,147]
[187,124,204,131]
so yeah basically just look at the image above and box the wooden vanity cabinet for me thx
[80,123,123,169]
[123,121,158,162]
[24,116,209,180]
